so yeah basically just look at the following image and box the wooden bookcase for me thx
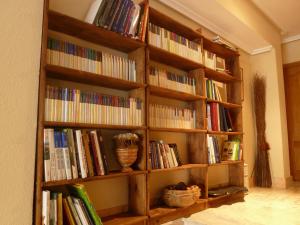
[34,2,244,225]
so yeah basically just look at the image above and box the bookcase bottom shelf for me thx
[208,160,243,167]
[208,191,244,208]
[149,199,207,225]
[102,213,148,225]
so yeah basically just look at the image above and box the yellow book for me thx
[57,193,63,225]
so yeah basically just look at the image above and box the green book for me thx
[69,184,103,225]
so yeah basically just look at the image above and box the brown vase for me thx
[116,146,138,172]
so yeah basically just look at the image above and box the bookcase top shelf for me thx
[149,85,206,101]
[48,10,145,53]
[42,170,147,188]
[46,65,145,90]
[207,99,242,109]
[148,45,204,71]
[44,121,147,130]
[203,37,239,58]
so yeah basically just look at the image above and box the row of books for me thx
[47,38,137,82]
[44,85,143,126]
[207,103,233,132]
[149,104,196,129]
[207,137,242,164]
[206,79,227,101]
[148,23,202,63]
[42,184,102,225]
[204,50,230,74]
[85,0,148,41]
[149,65,196,95]
[149,141,182,169]
[44,128,109,182]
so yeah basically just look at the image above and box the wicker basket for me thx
[116,146,138,172]
[163,185,201,208]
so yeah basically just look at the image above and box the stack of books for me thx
[149,104,196,129]
[43,129,109,182]
[222,140,242,161]
[149,65,196,94]
[44,85,143,126]
[85,0,148,41]
[207,103,233,132]
[148,23,202,63]
[207,135,220,164]
[149,141,182,169]
[204,49,231,74]
[47,38,137,82]
[42,184,102,225]
[206,79,227,101]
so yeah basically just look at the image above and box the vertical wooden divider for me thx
[34,0,49,224]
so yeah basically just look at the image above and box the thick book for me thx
[85,0,104,24]
[69,184,103,225]
[94,0,108,26]
[82,133,95,177]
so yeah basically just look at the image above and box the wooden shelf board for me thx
[149,200,207,224]
[208,160,243,167]
[203,37,239,58]
[150,164,208,173]
[207,99,242,108]
[46,65,145,90]
[42,170,147,187]
[48,10,145,53]
[207,131,243,135]
[102,213,148,225]
[205,67,240,83]
[148,45,204,71]
[208,191,244,208]
[149,127,207,133]
[149,7,202,41]
[44,121,147,130]
[149,85,205,101]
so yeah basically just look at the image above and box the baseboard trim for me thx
[272,176,293,189]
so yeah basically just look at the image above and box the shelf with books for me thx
[44,122,147,130]
[206,99,241,109]
[149,127,207,133]
[48,10,146,53]
[149,199,207,225]
[149,163,208,173]
[149,85,205,101]
[148,45,204,71]
[46,65,145,91]
[42,170,147,188]
[203,37,239,58]
[101,213,148,225]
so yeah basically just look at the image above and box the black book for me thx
[112,0,128,32]
[107,0,122,30]
[221,105,229,132]
[212,137,220,163]
[224,108,233,131]
[118,0,133,33]
[104,0,120,29]
[98,0,116,27]
[94,0,109,26]
[96,130,109,175]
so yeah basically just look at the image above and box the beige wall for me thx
[282,39,300,64]
[0,0,43,224]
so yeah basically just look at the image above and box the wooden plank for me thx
[149,200,207,225]
[205,67,240,83]
[149,164,208,173]
[44,121,147,130]
[149,127,207,133]
[149,85,205,101]
[42,171,147,187]
[206,99,242,109]
[45,65,145,90]
[102,213,148,225]
[148,45,204,71]
[208,191,244,208]
[149,7,202,41]
[48,10,145,53]
[202,37,239,58]
[208,160,243,167]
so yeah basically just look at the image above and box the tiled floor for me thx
[164,185,300,225]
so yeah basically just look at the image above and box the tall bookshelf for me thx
[34,1,244,225]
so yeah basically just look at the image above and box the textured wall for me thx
[282,40,300,64]
[0,0,43,224]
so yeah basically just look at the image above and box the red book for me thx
[211,103,219,131]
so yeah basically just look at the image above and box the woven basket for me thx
[163,185,201,207]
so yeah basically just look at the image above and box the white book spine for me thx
[42,191,50,225]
